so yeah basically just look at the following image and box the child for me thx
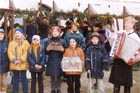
[63,37,85,93]
[85,32,108,93]
[0,28,9,93]
[8,28,30,93]
[45,26,66,93]
[27,35,46,93]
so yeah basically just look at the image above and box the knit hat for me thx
[69,37,79,44]
[90,32,100,39]
[0,28,4,33]
[32,35,40,44]
[14,28,24,34]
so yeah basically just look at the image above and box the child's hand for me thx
[102,70,106,73]
[35,64,39,69]
[88,70,91,74]
[39,65,42,69]
[15,60,21,65]
[59,47,64,52]
[14,61,19,65]
[47,45,52,51]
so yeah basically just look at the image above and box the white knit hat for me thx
[32,35,40,44]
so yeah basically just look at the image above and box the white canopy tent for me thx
[1,0,140,16]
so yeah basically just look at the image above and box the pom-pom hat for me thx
[14,28,24,34]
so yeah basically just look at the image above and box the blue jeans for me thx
[13,70,28,93]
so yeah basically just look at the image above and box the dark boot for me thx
[57,90,61,93]
[51,90,56,93]
[94,78,98,89]
[124,87,130,93]
[113,85,120,93]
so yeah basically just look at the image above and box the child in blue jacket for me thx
[0,28,9,93]
[85,32,109,93]
[28,35,46,93]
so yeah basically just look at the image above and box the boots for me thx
[113,85,120,93]
[51,90,56,93]
[124,87,130,93]
[57,90,61,93]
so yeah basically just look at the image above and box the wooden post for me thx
[40,0,42,12]
[116,18,119,31]
[10,10,14,41]
[4,12,8,40]
[88,4,90,15]
[52,0,55,13]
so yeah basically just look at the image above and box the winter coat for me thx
[64,31,86,51]
[8,39,30,70]
[26,24,37,43]
[85,44,108,79]
[45,37,66,76]
[27,46,46,72]
[63,46,85,75]
[0,40,9,73]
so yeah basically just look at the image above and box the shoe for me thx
[94,83,97,89]
[13,92,18,93]
[51,90,56,93]
[57,90,61,93]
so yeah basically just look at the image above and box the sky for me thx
[1,0,140,16]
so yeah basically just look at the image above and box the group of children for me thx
[0,24,109,93]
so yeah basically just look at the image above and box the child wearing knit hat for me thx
[14,28,24,40]
[28,35,46,93]
[0,28,9,93]
[8,28,30,93]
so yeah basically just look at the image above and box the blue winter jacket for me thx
[0,40,9,73]
[45,37,66,76]
[27,47,46,72]
[85,44,108,79]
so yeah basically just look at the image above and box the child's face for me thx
[91,37,99,45]
[72,24,78,32]
[70,38,77,48]
[52,29,60,37]
[32,38,39,45]
[93,26,99,32]
[14,31,23,39]
[0,33,4,41]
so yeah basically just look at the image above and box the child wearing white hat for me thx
[28,35,46,93]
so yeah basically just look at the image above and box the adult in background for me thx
[109,16,140,93]
[37,17,49,46]
[81,17,89,37]
[26,18,37,44]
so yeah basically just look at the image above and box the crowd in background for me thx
[0,15,139,93]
